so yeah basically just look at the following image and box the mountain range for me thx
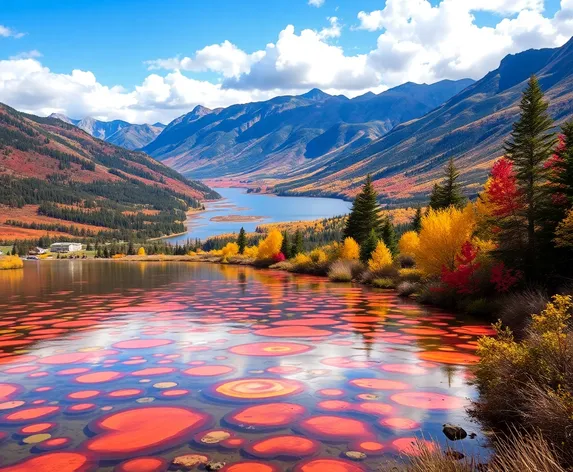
[142,79,474,182]
[0,105,218,241]
[141,36,573,205]
[49,114,165,151]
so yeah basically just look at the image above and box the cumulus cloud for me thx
[1,0,572,124]
[356,0,569,82]
[0,25,25,39]
[145,40,265,78]
[308,0,325,7]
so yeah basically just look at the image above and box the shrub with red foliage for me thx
[490,262,522,293]
[440,241,481,294]
[273,252,286,263]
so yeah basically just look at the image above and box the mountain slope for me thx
[49,114,165,151]
[143,79,474,179]
[0,104,219,241]
[274,38,573,204]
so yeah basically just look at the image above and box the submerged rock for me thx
[445,449,465,460]
[443,424,467,441]
[345,451,367,461]
[172,454,209,469]
[206,462,226,471]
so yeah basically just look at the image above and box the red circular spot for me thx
[107,389,143,400]
[65,403,97,415]
[84,406,212,460]
[244,435,319,459]
[292,458,366,472]
[296,416,374,442]
[224,403,306,431]
[220,462,280,472]
[391,437,437,456]
[160,389,190,399]
[1,406,60,424]
[131,368,176,377]
[379,417,420,430]
[75,372,123,384]
[18,422,57,434]
[0,383,22,401]
[67,391,101,401]
[317,389,345,398]
[390,391,466,410]
[35,437,73,451]
[113,457,168,472]
[229,342,312,357]
[0,452,96,472]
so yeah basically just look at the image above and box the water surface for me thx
[166,188,352,243]
[0,261,492,471]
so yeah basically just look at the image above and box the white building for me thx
[50,242,83,253]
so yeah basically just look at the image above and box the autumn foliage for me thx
[0,256,23,270]
[368,241,393,272]
[412,205,476,277]
[257,229,284,260]
[340,237,360,260]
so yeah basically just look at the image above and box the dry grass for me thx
[498,288,549,337]
[328,259,355,282]
[489,430,566,472]
[385,432,566,472]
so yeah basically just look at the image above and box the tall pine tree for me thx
[360,229,379,263]
[412,207,422,232]
[343,174,382,245]
[292,230,304,256]
[237,227,247,255]
[504,75,556,278]
[428,158,466,210]
[281,231,291,259]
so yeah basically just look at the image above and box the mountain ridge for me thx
[142,78,475,181]
[48,114,166,151]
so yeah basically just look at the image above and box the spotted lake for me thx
[0,261,494,471]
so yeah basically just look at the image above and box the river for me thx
[0,261,492,470]
[165,188,353,243]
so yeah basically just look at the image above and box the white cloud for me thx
[308,0,325,7]
[319,17,342,39]
[0,25,25,39]
[9,50,42,60]
[356,0,569,83]
[145,41,265,78]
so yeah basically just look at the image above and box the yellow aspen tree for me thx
[340,237,360,260]
[368,241,393,271]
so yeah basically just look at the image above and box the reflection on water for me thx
[0,261,493,471]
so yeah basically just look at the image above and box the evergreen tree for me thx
[292,230,304,256]
[380,217,398,255]
[412,207,423,232]
[428,158,466,210]
[504,75,556,278]
[549,121,573,216]
[281,231,291,259]
[237,227,247,255]
[360,229,379,263]
[343,174,382,245]
[127,241,135,256]
[11,243,17,257]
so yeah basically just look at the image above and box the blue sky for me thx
[0,0,570,123]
